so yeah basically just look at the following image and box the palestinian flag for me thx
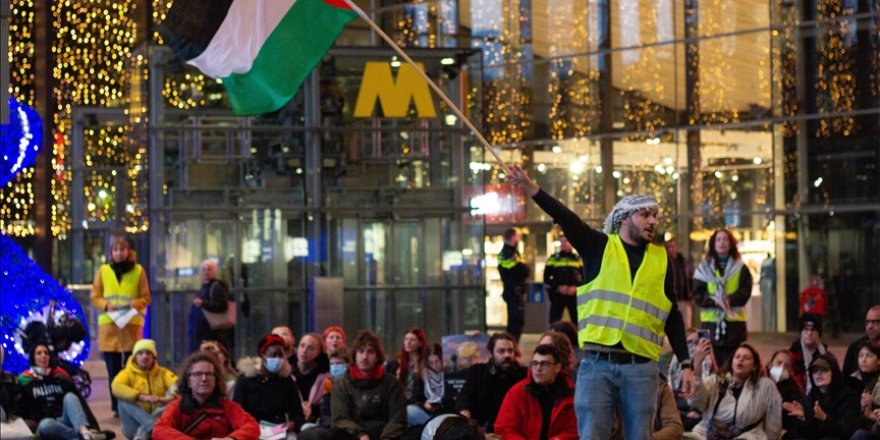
[158,0,356,115]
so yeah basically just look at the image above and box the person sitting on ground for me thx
[429,415,486,440]
[111,339,177,440]
[299,347,351,440]
[549,320,582,366]
[765,349,803,436]
[790,313,838,393]
[199,339,238,398]
[1,347,17,423]
[782,354,860,440]
[154,351,259,439]
[848,341,880,439]
[494,344,578,439]
[684,343,782,440]
[272,325,297,365]
[293,332,331,426]
[331,330,407,440]
[422,343,447,416]
[668,328,718,431]
[610,373,683,440]
[323,326,347,355]
[538,330,576,380]
[234,334,305,437]
[386,327,430,426]
[456,332,528,434]
[844,306,880,377]
[16,343,111,440]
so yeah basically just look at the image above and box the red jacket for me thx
[494,371,578,440]
[153,396,260,440]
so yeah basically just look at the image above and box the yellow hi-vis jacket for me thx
[97,263,146,327]
[699,269,746,323]
[576,234,670,361]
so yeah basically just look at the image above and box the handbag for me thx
[202,300,236,329]
[201,282,236,330]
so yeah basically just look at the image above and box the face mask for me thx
[264,357,283,374]
[769,366,789,382]
[330,364,348,378]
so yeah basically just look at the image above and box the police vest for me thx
[576,235,670,360]
[498,252,524,270]
[699,268,746,323]
[546,253,584,270]
[97,263,145,326]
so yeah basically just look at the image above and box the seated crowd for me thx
[3,305,880,440]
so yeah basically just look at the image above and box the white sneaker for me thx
[133,426,149,440]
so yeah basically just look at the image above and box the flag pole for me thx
[342,0,506,168]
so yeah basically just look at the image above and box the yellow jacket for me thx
[111,354,178,413]
[91,263,151,352]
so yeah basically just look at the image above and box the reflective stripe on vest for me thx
[546,256,583,269]
[498,254,523,269]
[97,263,144,326]
[575,235,670,360]
[698,268,746,322]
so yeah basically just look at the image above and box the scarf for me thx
[424,369,444,404]
[349,365,384,381]
[801,342,826,394]
[694,257,744,340]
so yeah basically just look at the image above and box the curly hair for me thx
[176,351,225,412]
[539,330,574,370]
[705,229,740,270]
[350,330,386,366]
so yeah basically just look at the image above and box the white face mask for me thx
[769,365,789,382]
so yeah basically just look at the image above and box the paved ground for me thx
[81,331,860,439]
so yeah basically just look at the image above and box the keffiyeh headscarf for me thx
[602,194,660,234]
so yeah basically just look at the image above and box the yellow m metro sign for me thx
[353,62,437,118]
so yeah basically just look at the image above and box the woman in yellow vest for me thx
[693,229,752,368]
[90,237,151,415]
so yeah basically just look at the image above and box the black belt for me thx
[585,350,651,364]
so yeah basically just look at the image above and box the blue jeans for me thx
[406,404,430,426]
[574,353,658,440]
[37,393,90,440]
[118,400,158,439]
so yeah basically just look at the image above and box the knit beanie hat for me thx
[133,339,157,357]
[800,313,823,335]
[602,194,660,234]
[323,326,347,343]
[257,334,286,356]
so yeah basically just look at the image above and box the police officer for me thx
[544,235,583,325]
[498,228,530,343]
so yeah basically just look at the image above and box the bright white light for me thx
[87,202,96,211]
[731,174,740,182]
[595,165,603,173]
[391,60,401,68]
[663,157,673,165]
[672,172,680,180]
[753,157,763,164]
[470,192,502,215]
[570,161,584,174]
[461,248,474,256]
[665,166,675,174]
[444,114,457,126]
[537,163,547,173]
[654,164,665,174]
[714,171,723,178]
[612,170,622,178]
[813,177,823,187]
[440,57,455,65]
[579,155,589,162]
[552,145,562,153]
[623,177,631,184]
[98,189,107,199]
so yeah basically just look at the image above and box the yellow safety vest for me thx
[97,263,145,326]
[576,235,670,361]
[699,268,746,322]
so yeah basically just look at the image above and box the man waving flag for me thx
[158,0,356,115]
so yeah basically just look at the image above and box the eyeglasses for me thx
[529,360,557,369]
[189,372,215,380]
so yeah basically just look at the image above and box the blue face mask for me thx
[330,364,348,378]
[264,357,283,374]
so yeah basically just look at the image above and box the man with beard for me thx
[456,333,527,433]
[506,164,695,440]
[843,305,880,376]
[272,325,297,365]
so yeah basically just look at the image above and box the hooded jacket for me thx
[685,373,782,440]
[792,354,860,440]
[233,356,304,429]
[111,353,178,413]
[493,370,578,440]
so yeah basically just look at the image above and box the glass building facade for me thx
[1,0,878,359]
